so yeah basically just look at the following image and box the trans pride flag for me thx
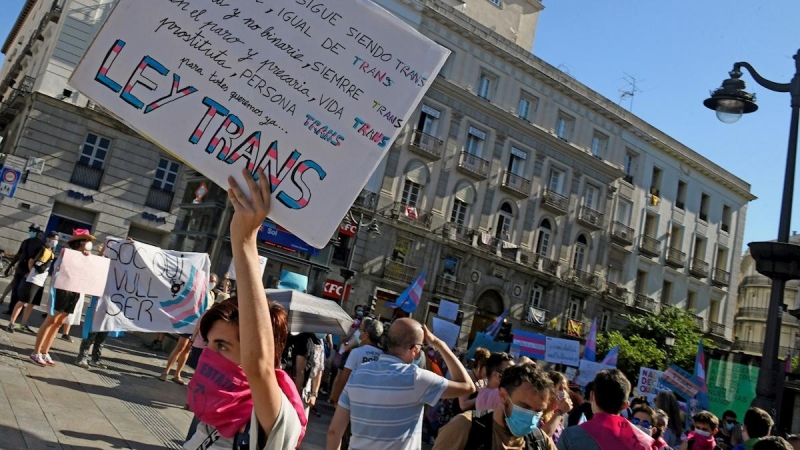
[583,318,598,362]
[386,271,426,313]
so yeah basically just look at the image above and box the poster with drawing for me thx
[91,238,211,333]
[69,0,450,248]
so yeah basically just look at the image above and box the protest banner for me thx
[635,367,672,402]
[438,300,459,322]
[466,332,509,360]
[706,359,759,420]
[91,238,211,333]
[575,360,614,387]
[512,330,546,360]
[545,337,580,367]
[69,0,450,248]
[661,365,701,400]
[432,317,460,350]
[53,249,111,297]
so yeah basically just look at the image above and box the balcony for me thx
[693,315,705,331]
[564,268,600,290]
[69,161,104,190]
[665,248,686,268]
[708,321,725,337]
[524,306,548,326]
[392,202,432,229]
[634,294,657,313]
[690,258,709,279]
[0,75,35,127]
[732,340,777,355]
[534,256,560,277]
[578,205,604,230]
[457,151,490,179]
[383,258,418,284]
[736,307,768,318]
[501,170,532,197]
[145,186,175,212]
[611,222,635,246]
[435,275,467,299]
[638,235,661,258]
[712,268,730,287]
[408,129,443,160]
[605,282,630,304]
[352,189,378,212]
[440,222,475,245]
[541,189,569,215]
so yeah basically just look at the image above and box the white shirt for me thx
[344,344,384,371]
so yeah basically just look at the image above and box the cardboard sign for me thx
[466,332,509,360]
[545,336,580,367]
[575,360,614,387]
[91,238,211,333]
[636,367,671,402]
[69,0,449,248]
[660,365,701,400]
[226,255,268,281]
[707,359,759,420]
[432,317,460,350]
[437,299,459,322]
[53,249,111,297]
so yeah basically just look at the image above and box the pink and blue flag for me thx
[485,309,510,339]
[601,346,619,366]
[512,330,546,359]
[693,340,708,393]
[386,270,426,313]
[583,318,598,362]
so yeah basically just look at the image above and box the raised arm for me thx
[228,168,282,434]
[424,326,475,399]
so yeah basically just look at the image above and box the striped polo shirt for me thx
[339,353,448,450]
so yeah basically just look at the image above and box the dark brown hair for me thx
[693,410,720,431]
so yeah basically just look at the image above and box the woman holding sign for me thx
[29,230,95,367]
[184,168,304,449]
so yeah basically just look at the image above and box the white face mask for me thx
[208,281,217,291]
[694,429,712,438]
[84,241,93,252]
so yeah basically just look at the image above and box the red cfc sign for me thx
[339,221,357,237]
[323,279,351,301]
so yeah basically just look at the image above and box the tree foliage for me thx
[595,307,710,384]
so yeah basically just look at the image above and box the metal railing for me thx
[708,321,725,336]
[535,256,560,276]
[409,129,444,159]
[435,275,467,299]
[578,205,604,229]
[712,268,731,287]
[605,282,630,304]
[393,202,433,228]
[69,161,104,190]
[666,247,686,268]
[524,306,548,326]
[564,268,600,289]
[639,235,661,257]
[352,189,378,211]
[457,151,491,178]
[634,294,657,313]
[693,315,705,331]
[736,307,768,318]
[145,186,175,212]
[501,170,532,196]
[690,258,709,278]
[741,275,771,286]
[541,189,569,214]
[611,221,634,245]
[383,258,418,284]
[441,222,476,245]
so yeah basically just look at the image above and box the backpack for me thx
[464,412,547,450]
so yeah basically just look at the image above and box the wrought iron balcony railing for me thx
[605,282,630,304]
[541,189,568,215]
[736,307,768,318]
[501,170,532,196]
[712,268,731,287]
[611,221,634,245]
[690,258,709,278]
[69,161,104,190]
[578,205,604,229]
[457,151,490,178]
[383,258,418,284]
[564,268,600,290]
[639,235,661,258]
[666,247,686,268]
[634,294,657,313]
[708,321,725,337]
[408,129,444,159]
[435,275,467,299]
[393,202,433,229]
[145,186,175,212]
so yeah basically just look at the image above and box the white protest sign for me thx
[53,249,111,297]
[636,367,671,402]
[544,337,580,367]
[438,300,459,322]
[432,316,460,350]
[226,255,268,281]
[91,238,211,333]
[69,0,450,248]
[575,360,614,387]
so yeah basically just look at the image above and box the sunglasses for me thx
[631,418,652,429]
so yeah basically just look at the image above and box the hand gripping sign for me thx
[70,0,450,248]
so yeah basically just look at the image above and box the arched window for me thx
[536,219,552,256]
[573,234,588,270]
[496,202,514,240]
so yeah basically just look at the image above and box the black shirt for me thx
[15,237,44,274]
[567,401,594,427]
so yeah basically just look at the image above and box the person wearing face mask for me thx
[630,405,669,449]
[718,411,738,450]
[2,224,44,314]
[679,411,720,450]
[432,362,558,450]
[558,369,656,450]
[474,352,516,417]
[539,371,574,443]
[6,231,57,334]
[732,407,773,450]
[326,317,475,450]
[29,230,94,366]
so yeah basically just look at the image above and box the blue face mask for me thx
[504,401,543,437]
[29,231,37,238]
[315,333,327,340]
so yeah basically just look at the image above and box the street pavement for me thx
[0,274,335,450]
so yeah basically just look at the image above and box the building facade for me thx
[327,0,755,349]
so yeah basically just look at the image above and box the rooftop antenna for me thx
[618,72,644,112]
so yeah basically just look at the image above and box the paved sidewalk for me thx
[0,275,336,450]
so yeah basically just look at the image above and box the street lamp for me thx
[665,331,676,369]
[704,50,800,423]
[338,210,381,306]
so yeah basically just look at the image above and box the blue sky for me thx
[1,1,798,249]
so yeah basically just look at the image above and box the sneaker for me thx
[88,360,107,369]
[76,358,89,369]
[60,334,74,343]
[22,325,34,334]
[5,324,14,333]
[43,353,56,367]
[29,353,47,367]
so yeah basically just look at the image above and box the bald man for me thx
[326,318,475,450]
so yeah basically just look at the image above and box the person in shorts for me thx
[30,230,95,367]
[7,231,58,334]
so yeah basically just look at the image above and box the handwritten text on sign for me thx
[544,337,580,367]
[91,238,210,333]
[70,0,449,248]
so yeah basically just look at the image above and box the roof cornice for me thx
[2,0,36,55]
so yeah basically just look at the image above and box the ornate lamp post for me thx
[338,210,381,306]
[704,50,800,423]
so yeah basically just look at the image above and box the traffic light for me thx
[496,321,513,343]
[367,295,377,314]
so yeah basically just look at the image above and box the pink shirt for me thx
[475,387,502,412]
